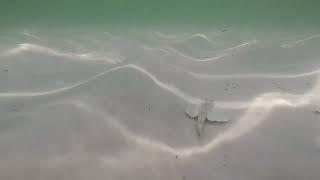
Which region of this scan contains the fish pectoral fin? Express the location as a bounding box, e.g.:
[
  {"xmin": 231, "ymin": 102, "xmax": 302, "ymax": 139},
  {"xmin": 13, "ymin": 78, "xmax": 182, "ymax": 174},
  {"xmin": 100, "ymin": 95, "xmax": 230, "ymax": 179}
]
[
  {"xmin": 206, "ymin": 110, "xmax": 230, "ymax": 122},
  {"xmin": 185, "ymin": 103, "xmax": 200, "ymax": 118}
]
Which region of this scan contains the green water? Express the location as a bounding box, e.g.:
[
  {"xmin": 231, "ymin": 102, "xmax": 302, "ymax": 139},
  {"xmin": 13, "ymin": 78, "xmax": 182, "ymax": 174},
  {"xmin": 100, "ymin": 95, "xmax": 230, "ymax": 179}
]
[{"xmin": 0, "ymin": 0, "xmax": 319, "ymax": 29}]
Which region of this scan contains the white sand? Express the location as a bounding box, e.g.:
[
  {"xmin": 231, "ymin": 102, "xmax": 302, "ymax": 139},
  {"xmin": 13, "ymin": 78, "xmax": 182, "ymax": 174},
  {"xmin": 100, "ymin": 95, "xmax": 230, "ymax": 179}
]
[{"xmin": 0, "ymin": 28, "xmax": 320, "ymax": 179}]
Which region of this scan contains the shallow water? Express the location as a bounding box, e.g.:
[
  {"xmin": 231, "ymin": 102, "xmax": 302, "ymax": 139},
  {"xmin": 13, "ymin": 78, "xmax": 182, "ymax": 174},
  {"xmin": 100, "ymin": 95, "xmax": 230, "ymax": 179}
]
[
  {"xmin": 0, "ymin": 28, "xmax": 320, "ymax": 179},
  {"xmin": 1, "ymin": 0, "xmax": 320, "ymax": 178}
]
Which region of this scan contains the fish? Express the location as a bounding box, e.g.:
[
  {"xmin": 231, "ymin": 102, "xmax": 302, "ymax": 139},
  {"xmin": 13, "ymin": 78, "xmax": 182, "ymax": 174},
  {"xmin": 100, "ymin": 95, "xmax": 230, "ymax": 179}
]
[{"xmin": 186, "ymin": 98, "xmax": 229, "ymax": 136}]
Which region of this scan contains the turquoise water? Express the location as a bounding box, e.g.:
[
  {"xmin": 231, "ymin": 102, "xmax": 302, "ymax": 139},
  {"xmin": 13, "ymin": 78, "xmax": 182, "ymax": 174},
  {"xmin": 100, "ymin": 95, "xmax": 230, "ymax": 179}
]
[
  {"xmin": 1, "ymin": 0, "xmax": 320, "ymax": 29},
  {"xmin": 1, "ymin": 1, "xmax": 320, "ymax": 179}
]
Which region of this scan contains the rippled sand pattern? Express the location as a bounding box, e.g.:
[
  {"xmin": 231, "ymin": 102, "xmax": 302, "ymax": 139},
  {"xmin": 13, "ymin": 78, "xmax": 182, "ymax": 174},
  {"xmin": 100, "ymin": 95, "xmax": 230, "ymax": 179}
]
[{"xmin": 1, "ymin": 29, "xmax": 320, "ymax": 179}]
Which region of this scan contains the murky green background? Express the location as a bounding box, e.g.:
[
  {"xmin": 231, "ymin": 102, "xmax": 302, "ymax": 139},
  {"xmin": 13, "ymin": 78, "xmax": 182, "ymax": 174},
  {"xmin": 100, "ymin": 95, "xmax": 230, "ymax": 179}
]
[{"xmin": 0, "ymin": 0, "xmax": 319, "ymax": 29}]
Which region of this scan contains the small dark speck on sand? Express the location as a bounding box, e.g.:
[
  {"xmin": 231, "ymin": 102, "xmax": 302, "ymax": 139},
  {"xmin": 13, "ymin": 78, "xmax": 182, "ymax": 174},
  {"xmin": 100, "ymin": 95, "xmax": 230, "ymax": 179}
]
[
  {"xmin": 11, "ymin": 105, "xmax": 21, "ymax": 112},
  {"xmin": 175, "ymin": 155, "xmax": 178, "ymax": 158},
  {"xmin": 314, "ymin": 110, "xmax": 320, "ymax": 114},
  {"xmin": 222, "ymin": 29, "xmax": 228, "ymax": 32},
  {"xmin": 2, "ymin": 69, "xmax": 8, "ymax": 72},
  {"xmin": 148, "ymin": 106, "xmax": 151, "ymax": 111}
]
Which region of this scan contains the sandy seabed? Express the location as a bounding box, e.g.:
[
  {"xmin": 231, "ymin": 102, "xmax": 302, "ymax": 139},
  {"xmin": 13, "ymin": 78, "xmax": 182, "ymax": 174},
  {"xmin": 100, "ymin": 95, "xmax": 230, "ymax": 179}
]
[{"xmin": 0, "ymin": 28, "xmax": 320, "ymax": 179}]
